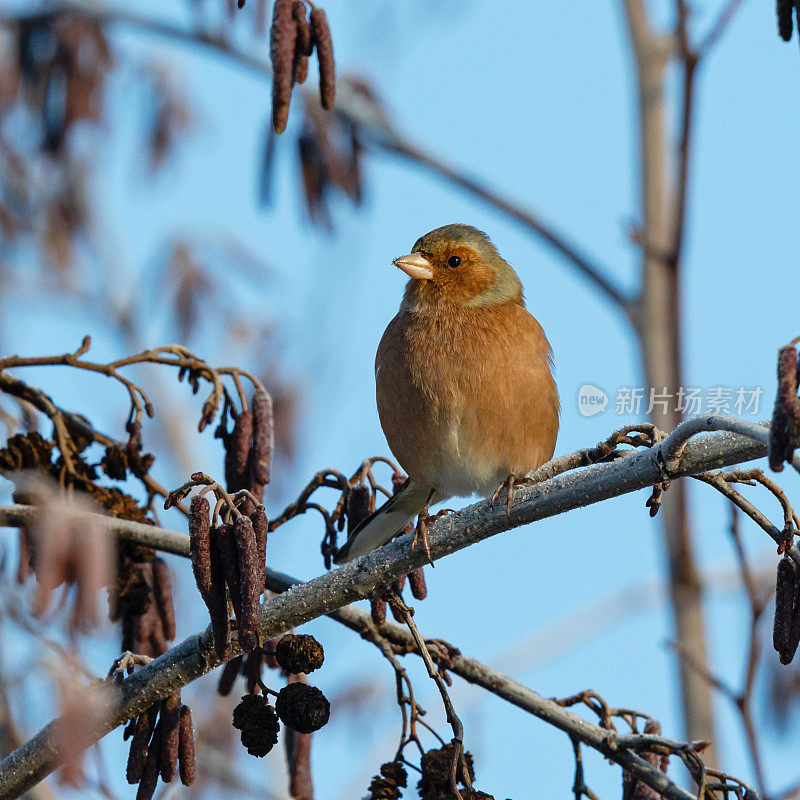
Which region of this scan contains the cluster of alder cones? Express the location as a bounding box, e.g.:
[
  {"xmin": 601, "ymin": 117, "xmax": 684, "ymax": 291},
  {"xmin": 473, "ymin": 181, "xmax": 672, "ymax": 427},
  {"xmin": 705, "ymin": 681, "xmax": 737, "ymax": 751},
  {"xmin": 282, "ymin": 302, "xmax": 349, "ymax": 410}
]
[{"xmin": 231, "ymin": 634, "xmax": 331, "ymax": 757}]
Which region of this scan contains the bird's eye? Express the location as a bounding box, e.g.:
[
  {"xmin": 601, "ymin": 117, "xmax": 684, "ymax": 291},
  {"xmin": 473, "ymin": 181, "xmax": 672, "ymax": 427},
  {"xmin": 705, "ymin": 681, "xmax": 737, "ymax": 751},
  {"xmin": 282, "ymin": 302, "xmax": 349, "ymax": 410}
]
[{"xmin": 447, "ymin": 255, "xmax": 462, "ymax": 268}]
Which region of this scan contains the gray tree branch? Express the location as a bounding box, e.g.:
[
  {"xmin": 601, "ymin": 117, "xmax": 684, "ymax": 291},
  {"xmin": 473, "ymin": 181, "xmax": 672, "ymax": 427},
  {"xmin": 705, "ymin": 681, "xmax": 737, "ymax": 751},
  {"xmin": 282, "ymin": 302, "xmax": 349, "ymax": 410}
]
[{"xmin": 0, "ymin": 414, "xmax": 787, "ymax": 800}]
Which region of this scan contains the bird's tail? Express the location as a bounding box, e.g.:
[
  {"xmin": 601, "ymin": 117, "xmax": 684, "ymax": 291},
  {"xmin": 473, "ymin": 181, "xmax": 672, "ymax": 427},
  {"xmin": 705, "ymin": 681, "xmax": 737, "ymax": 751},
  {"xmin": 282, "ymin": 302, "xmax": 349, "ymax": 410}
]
[{"xmin": 333, "ymin": 479, "xmax": 436, "ymax": 564}]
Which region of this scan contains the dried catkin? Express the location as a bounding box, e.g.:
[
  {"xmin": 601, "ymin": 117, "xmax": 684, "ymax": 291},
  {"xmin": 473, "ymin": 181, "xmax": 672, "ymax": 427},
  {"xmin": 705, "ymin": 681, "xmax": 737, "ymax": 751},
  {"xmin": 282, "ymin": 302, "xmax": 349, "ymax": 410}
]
[
  {"xmin": 271, "ymin": 0, "xmax": 298, "ymax": 133},
  {"xmin": 251, "ymin": 505, "xmax": 268, "ymax": 592},
  {"xmin": 135, "ymin": 737, "xmax": 160, "ymax": 800},
  {"xmin": 234, "ymin": 514, "xmax": 260, "ymax": 652},
  {"xmin": 126, "ymin": 707, "xmax": 158, "ymax": 784},
  {"xmin": 225, "ymin": 410, "xmax": 254, "ymax": 491},
  {"xmin": 189, "ymin": 496, "xmax": 213, "ymax": 598},
  {"xmin": 774, "ymin": 555, "xmax": 798, "ymax": 663},
  {"xmin": 208, "ymin": 525, "xmax": 232, "ymax": 658},
  {"xmin": 194, "ymin": 500, "xmax": 230, "ymax": 658},
  {"xmin": 769, "ymin": 345, "xmax": 800, "ymax": 471},
  {"xmin": 251, "ymin": 387, "xmax": 274, "ymax": 486},
  {"xmin": 158, "ymin": 692, "xmax": 181, "ymax": 782},
  {"xmin": 370, "ymin": 597, "xmax": 386, "ymax": 626},
  {"xmin": 178, "ymin": 705, "xmax": 196, "ymax": 786},
  {"xmin": 152, "ymin": 557, "xmax": 176, "ymax": 641},
  {"xmin": 408, "ymin": 567, "xmax": 427, "ymax": 600},
  {"xmin": 310, "ymin": 6, "xmax": 335, "ymax": 110},
  {"xmin": 216, "ymin": 523, "xmax": 244, "ymax": 625}
]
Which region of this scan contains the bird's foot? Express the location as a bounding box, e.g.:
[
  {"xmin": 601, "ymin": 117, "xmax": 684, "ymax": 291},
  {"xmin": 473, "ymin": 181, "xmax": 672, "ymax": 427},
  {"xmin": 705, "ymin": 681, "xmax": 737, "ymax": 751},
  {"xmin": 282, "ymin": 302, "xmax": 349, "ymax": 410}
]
[
  {"xmin": 412, "ymin": 515, "xmax": 433, "ymax": 564},
  {"xmin": 411, "ymin": 509, "xmax": 453, "ymax": 566},
  {"xmin": 491, "ymin": 473, "xmax": 532, "ymax": 516}
]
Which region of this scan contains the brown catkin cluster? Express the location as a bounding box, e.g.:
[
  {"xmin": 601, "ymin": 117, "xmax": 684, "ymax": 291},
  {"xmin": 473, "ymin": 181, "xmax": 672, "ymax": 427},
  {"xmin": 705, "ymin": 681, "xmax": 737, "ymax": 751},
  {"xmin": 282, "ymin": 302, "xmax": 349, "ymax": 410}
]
[
  {"xmin": 218, "ymin": 387, "xmax": 273, "ymax": 506},
  {"xmin": 270, "ymin": 0, "xmax": 335, "ymax": 134},
  {"xmin": 124, "ymin": 693, "xmax": 195, "ymax": 799},
  {"xmin": 275, "ymin": 681, "xmax": 330, "ymax": 734},
  {"xmin": 773, "ymin": 554, "xmax": 800, "ymax": 664},
  {"xmin": 113, "ymin": 549, "xmax": 176, "ymax": 658},
  {"xmin": 417, "ymin": 744, "xmax": 475, "ymax": 800},
  {"xmin": 275, "ymin": 633, "xmax": 325, "ymax": 674},
  {"xmin": 366, "ymin": 761, "xmax": 407, "ymax": 800},
  {"xmin": 189, "ymin": 495, "xmax": 268, "ymax": 656},
  {"xmin": 768, "ymin": 343, "xmax": 800, "ymax": 472}
]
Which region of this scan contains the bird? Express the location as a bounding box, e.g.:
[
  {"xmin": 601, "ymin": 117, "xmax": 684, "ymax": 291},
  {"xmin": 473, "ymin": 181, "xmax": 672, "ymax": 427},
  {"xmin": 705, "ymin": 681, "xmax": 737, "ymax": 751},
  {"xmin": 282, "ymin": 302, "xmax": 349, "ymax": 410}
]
[{"xmin": 333, "ymin": 224, "xmax": 559, "ymax": 564}]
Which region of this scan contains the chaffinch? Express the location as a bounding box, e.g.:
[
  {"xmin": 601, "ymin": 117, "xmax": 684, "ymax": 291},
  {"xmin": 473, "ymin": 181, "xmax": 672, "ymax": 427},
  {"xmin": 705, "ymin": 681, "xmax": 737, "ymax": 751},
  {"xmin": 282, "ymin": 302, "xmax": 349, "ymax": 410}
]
[{"xmin": 334, "ymin": 224, "xmax": 559, "ymax": 563}]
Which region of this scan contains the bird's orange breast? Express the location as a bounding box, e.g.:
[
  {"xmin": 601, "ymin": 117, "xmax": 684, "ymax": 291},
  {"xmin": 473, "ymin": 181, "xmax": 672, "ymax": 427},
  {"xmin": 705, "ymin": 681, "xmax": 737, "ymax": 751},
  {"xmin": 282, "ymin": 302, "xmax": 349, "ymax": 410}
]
[{"xmin": 375, "ymin": 299, "xmax": 559, "ymax": 497}]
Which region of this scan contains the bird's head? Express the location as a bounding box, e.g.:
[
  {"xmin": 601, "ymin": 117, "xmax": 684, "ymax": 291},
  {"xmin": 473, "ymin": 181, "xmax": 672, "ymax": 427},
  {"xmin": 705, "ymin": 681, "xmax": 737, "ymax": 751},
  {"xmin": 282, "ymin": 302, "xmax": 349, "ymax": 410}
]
[{"xmin": 394, "ymin": 224, "xmax": 523, "ymax": 308}]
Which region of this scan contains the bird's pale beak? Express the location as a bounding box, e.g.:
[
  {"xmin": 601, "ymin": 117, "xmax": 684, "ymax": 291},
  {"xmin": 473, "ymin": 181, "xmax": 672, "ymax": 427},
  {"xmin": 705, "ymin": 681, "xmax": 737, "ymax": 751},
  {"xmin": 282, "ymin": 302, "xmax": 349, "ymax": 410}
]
[{"xmin": 393, "ymin": 252, "xmax": 433, "ymax": 280}]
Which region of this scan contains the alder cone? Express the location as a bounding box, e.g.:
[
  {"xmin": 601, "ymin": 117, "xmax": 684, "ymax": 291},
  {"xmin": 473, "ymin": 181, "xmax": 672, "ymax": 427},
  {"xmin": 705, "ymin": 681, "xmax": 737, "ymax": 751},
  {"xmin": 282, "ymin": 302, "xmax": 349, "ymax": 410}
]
[
  {"xmin": 275, "ymin": 633, "xmax": 324, "ymax": 674},
  {"xmin": 275, "ymin": 682, "xmax": 330, "ymax": 733}
]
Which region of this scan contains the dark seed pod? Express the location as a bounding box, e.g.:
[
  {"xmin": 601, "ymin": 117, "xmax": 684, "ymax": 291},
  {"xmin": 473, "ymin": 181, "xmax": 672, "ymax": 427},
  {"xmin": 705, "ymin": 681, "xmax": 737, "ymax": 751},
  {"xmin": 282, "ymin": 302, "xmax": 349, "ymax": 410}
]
[
  {"xmin": 408, "ymin": 567, "xmax": 427, "ymax": 600},
  {"xmin": 370, "ymin": 597, "xmax": 386, "ymax": 626},
  {"xmin": 225, "ymin": 410, "xmax": 254, "ymax": 492},
  {"xmin": 158, "ymin": 692, "xmax": 181, "ymax": 782},
  {"xmin": 178, "ymin": 705, "xmax": 195, "ymax": 786},
  {"xmin": 126, "ymin": 707, "xmax": 158, "ymax": 784},
  {"xmin": 251, "ymin": 505, "xmax": 268, "ymax": 593},
  {"xmin": 769, "ymin": 345, "xmax": 800, "ymax": 472},
  {"xmin": 152, "ymin": 557, "xmax": 176, "ymax": 641},
  {"xmin": 347, "ymin": 484, "xmax": 372, "ymax": 533},
  {"xmin": 310, "ymin": 6, "xmax": 335, "ymax": 110},
  {"xmin": 208, "ymin": 526, "xmax": 232, "ymax": 659},
  {"xmin": 135, "ymin": 735, "xmax": 160, "ymax": 800},
  {"xmin": 774, "ymin": 555, "xmax": 798, "ymax": 661},
  {"xmin": 418, "ymin": 743, "xmax": 474, "ymax": 792},
  {"xmin": 233, "ymin": 695, "xmax": 281, "ymax": 757},
  {"xmin": 251, "ymin": 387, "xmax": 274, "ymax": 486},
  {"xmin": 234, "ymin": 515, "xmax": 260, "ymax": 652},
  {"xmin": 778, "ymin": 0, "xmax": 794, "ymax": 40},
  {"xmin": 275, "ymin": 682, "xmax": 330, "ymax": 733},
  {"xmin": 367, "ymin": 760, "xmax": 407, "ymax": 799},
  {"xmin": 275, "ymin": 633, "xmax": 324, "ymax": 674},
  {"xmin": 218, "ymin": 655, "xmax": 243, "ymax": 696},
  {"xmin": 270, "ymin": 0, "xmax": 298, "ymax": 133}
]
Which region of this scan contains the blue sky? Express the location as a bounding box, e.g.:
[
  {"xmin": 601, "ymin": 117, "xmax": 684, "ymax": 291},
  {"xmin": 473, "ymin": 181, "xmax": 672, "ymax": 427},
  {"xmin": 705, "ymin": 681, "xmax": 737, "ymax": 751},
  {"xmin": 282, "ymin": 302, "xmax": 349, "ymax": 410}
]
[{"xmin": 3, "ymin": 1, "xmax": 800, "ymax": 798}]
